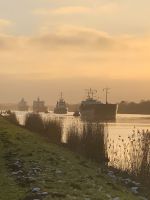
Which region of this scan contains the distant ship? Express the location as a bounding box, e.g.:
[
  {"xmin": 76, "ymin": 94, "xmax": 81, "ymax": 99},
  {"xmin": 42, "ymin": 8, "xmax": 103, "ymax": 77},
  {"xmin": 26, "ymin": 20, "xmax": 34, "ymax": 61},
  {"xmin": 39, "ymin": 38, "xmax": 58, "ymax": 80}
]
[
  {"xmin": 54, "ymin": 93, "xmax": 68, "ymax": 114},
  {"xmin": 79, "ymin": 88, "xmax": 118, "ymax": 121},
  {"xmin": 33, "ymin": 97, "xmax": 48, "ymax": 113},
  {"xmin": 18, "ymin": 98, "xmax": 28, "ymax": 111}
]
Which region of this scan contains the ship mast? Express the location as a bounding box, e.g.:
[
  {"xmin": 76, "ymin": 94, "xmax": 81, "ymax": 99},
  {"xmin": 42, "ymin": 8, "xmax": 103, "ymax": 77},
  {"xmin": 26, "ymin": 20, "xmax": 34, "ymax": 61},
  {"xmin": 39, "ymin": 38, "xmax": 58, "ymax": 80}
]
[
  {"xmin": 85, "ymin": 88, "xmax": 97, "ymax": 99},
  {"xmin": 103, "ymin": 88, "xmax": 110, "ymax": 104},
  {"xmin": 60, "ymin": 92, "xmax": 63, "ymax": 99}
]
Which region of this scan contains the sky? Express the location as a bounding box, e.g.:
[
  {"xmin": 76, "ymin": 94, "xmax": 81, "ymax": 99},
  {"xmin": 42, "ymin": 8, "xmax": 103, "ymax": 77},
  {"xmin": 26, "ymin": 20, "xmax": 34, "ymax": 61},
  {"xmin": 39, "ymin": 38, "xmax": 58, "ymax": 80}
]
[{"xmin": 0, "ymin": 0, "xmax": 150, "ymax": 104}]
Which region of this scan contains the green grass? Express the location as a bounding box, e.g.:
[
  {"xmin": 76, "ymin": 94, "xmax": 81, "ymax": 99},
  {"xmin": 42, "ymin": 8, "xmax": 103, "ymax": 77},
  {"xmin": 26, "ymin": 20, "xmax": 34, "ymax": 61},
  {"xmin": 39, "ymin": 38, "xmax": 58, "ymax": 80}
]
[{"xmin": 0, "ymin": 116, "xmax": 142, "ymax": 200}]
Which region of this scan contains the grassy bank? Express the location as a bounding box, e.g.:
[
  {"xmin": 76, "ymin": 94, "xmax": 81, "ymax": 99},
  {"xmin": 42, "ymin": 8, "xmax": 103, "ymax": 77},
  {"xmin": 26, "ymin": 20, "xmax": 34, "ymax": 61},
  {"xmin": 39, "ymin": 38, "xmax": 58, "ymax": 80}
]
[{"xmin": 0, "ymin": 116, "xmax": 143, "ymax": 200}]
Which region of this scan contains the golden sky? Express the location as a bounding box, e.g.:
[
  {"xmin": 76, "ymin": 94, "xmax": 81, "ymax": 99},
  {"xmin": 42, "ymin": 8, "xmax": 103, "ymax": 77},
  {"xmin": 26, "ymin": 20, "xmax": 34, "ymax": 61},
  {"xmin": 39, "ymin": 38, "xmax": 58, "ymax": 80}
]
[{"xmin": 0, "ymin": 0, "xmax": 150, "ymax": 103}]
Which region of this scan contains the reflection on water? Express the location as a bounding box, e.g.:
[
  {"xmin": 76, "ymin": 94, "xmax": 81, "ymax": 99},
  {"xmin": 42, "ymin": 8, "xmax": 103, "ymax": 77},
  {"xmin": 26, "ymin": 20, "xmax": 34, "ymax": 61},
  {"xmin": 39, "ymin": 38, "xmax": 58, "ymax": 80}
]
[{"xmin": 15, "ymin": 111, "xmax": 150, "ymax": 141}]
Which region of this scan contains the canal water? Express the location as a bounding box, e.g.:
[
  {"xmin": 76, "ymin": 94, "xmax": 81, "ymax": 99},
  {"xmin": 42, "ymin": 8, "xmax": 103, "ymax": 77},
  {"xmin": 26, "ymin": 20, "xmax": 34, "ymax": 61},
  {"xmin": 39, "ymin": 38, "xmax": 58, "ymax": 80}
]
[
  {"xmin": 15, "ymin": 111, "xmax": 150, "ymax": 141},
  {"xmin": 15, "ymin": 111, "xmax": 150, "ymax": 170}
]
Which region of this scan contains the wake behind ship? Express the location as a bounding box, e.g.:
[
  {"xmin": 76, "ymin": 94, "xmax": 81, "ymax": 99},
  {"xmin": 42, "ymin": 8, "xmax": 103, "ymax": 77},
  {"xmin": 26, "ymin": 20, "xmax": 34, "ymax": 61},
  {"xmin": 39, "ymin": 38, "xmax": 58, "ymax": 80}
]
[{"xmin": 79, "ymin": 89, "xmax": 118, "ymax": 121}]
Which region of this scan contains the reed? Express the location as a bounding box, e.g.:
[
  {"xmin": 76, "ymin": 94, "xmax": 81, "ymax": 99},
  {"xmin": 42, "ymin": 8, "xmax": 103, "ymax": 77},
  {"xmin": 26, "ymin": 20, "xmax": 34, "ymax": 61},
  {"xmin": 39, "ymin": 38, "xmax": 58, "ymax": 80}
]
[
  {"xmin": 24, "ymin": 113, "xmax": 62, "ymax": 144},
  {"xmin": 66, "ymin": 125, "xmax": 81, "ymax": 152},
  {"xmin": 108, "ymin": 130, "xmax": 150, "ymax": 185},
  {"xmin": 81, "ymin": 123, "xmax": 108, "ymax": 163},
  {"xmin": 24, "ymin": 113, "xmax": 44, "ymax": 133},
  {"xmin": 44, "ymin": 119, "xmax": 62, "ymax": 144},
  {"xmin": 66, "ymin": 123, "xmax": 108, "ymax": 164},
  {"xmin": 5, "ymin": 112, "xmax": 19, "ymax": 125}
]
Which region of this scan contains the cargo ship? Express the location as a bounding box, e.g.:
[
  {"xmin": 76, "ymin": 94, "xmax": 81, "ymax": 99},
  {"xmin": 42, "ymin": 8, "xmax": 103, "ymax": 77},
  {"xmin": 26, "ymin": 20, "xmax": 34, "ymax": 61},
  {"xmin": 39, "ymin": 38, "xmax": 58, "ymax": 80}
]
[
  {"xmin": 54, "ymin": 93, "xmax": 68, "ymax": 114},
  {"xmin": 79, "ymin": 88, "xmax": 118, "ymax": 121},
  {"xmin": 18, "ymin": 98, "xmax": 28, "ymax": 111},
  {"xmin": 33, "ymin": 97, "xmax": 48, "ymax": 113}
]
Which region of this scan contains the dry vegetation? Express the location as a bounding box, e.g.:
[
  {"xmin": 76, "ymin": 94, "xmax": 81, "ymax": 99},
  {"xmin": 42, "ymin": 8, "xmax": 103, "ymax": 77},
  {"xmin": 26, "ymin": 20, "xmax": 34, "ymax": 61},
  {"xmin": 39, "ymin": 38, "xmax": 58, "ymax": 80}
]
[{"xmin": 108, "ymin": 130, "xmax": 150, "ymax": 186}]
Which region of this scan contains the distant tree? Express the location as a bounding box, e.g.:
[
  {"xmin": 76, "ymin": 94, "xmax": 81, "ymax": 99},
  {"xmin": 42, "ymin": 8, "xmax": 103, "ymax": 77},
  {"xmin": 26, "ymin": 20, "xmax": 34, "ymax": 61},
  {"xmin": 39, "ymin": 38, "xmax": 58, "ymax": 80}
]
[{"xmin": 118, "ymin": 100, "xmax": 150, "ymax": 114}]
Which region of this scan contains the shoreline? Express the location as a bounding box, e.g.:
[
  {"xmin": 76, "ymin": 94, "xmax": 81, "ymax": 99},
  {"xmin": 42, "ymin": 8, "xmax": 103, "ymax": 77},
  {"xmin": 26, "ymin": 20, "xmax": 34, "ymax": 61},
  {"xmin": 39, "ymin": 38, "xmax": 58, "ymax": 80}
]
[{"xmin": 0, "ymin": 116, "xmax": 148, "ymax": 200}]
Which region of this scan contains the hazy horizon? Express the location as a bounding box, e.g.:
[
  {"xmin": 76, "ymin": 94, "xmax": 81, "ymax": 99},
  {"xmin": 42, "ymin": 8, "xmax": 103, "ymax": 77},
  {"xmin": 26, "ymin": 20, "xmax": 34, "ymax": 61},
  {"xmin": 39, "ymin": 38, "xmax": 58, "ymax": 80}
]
[
  {"xmin": 0, "ymin": 0, "xmax": 150, "ymax": 103},
  {"xmin": 0, "ymin": 76, "xmax": 150, "ymax": 105}
]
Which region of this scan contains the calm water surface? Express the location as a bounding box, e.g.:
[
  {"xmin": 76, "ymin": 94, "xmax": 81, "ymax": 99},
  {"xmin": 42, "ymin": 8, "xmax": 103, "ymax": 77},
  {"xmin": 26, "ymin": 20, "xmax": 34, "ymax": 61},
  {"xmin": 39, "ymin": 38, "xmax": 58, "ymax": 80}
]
[
  {"xmin": 15, "ymin": 111, "xmax": 150, "ymax": 169},
  {"xmin": 15, "ymin": 111, "xmax": 150, "ymax": 141}
]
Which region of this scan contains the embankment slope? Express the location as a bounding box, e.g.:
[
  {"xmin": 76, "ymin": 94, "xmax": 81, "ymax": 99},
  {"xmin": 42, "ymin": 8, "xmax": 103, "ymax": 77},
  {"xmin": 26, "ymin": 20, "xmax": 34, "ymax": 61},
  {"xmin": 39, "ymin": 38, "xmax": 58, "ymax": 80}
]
[{"xmin": 0, "ymin": 116, "xmax": 141, "ymax": 200}]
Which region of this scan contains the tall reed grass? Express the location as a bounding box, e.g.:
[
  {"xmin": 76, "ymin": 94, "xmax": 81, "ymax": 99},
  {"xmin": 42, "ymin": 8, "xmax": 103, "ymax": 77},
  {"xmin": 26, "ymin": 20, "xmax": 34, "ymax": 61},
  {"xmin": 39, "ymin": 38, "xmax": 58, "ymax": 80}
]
[
  {"xmin": 44, "ymin": 119, "xmax": 62, "ymax": 144},
  {"xmin": 5, "ymin": 112, "xmax": 19, "ymax": 125},
  {"xmin": 24, "ymin": 113, "xmax": 62, "ymax": 144},
  {"xmin": 66, "ymin": 125, "xmax": 81, "ymax": 152},
  {"xmin": 25, "ymin": 113, "xmax": 44, "ymax": 133},
  {"xmin": 66, "ymin": 123, "xmax": 108, "ymax": 164},
  {"xmin": 108, "ymin": 130, "xmax": 150, "ymax": 185}
]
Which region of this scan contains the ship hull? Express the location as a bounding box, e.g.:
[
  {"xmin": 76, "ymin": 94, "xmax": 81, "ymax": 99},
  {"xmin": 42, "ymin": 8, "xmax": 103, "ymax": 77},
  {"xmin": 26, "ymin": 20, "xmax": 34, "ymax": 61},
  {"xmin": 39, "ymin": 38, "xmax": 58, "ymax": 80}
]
[
  {"xmin": 33, "ymin": 108, "xmax": 48, "ymax": 113},
  {"xmin": 54, "ymin": 108, "xmax": 67, "ymax": 114},
  {"xmin": 18, "ymin": 107, "xmax": 28, "ymax": 111},
  {"xmin": 80, "ymin": 104, "xmax": 118, "ymax": 121}
]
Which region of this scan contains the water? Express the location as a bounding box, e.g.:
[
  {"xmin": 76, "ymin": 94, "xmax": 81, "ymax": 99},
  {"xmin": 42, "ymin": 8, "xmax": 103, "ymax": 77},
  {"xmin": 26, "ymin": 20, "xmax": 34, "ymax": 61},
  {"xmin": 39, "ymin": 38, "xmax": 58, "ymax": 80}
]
[
  {"xmin": 15, "ymin": 111, "xmax": 150, "ymax": 170},
  {"xmin": 15, "ymin": 111, "xmax": 150, "ymax": 140}
]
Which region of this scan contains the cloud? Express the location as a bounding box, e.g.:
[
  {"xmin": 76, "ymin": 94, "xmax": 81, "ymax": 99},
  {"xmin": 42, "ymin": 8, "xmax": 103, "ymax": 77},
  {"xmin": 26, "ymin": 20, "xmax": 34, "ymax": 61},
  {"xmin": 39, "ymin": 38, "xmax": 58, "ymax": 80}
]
[
  {"xmin": 29, "ymin": 25, "xmax": 149, "ymax": 52},
  {"xmin": 28, "ymin": 25, "xmax": 114, "ymax": 51},
  {"xmin": 0, "ymin": 25, "xmax": 149, "ymax": 53},
  {"xmin": 33, "ymin": 2, "xmax": 120, "ymax": 16},
  {"xmin": 96, "ymin": 2, "xmax": 120, "ymax": 14},
  {"xmin": 0, "ymin": 34, "xmax": 20, "ymax": 50},
  {"xmin": 0, "ymin": 19, "xmax": 12, "ymax": 27},
  {"xmin": 34, "ymin": 6, "xmax": 91, "ymax": 15},
  {"xmin": 0, "ymin": 25, "xmax": 150, "ymax": 82},
  {"xmin": 0, "ymin": 19, "xmax": 13, "ymax": 32}
]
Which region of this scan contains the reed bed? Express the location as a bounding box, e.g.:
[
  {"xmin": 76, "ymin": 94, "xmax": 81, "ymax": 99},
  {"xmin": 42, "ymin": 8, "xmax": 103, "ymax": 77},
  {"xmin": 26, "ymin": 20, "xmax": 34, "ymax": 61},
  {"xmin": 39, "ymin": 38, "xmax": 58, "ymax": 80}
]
[
  {"xmin": 24, "ymin": 113, "xmax": 62, "ymax": 144},
  {"xmin": 4, "ymin": 112, "xmax": 19, "ymax": 125},
  {"xmin": 44, "ymin": 119, "xmax": 62, "ymax": 144},
  {"xmin": 25, "ymin": 113, "xmax": 44, "ymax": 133},
  {"xmin": 66, "ymin": 123, "xmax": 108, "ymax": 164},
  {"xmin": 7, "ymin": 112, "xmax": 150, "ymax": 186},
  {"xmin": 108, "ymin": 130, "xmax": 150, "ymax": 185}
]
